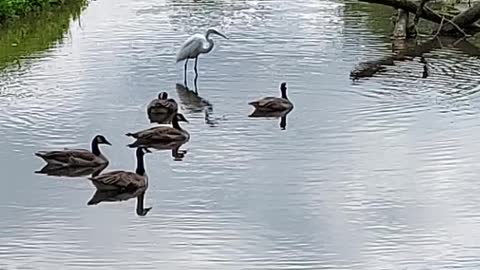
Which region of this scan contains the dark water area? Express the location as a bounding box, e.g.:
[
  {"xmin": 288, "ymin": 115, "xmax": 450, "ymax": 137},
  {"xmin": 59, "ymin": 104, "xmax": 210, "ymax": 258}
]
[{"xmin": 2, "ymin": 0, "xmax": 480, "ymax": 269}]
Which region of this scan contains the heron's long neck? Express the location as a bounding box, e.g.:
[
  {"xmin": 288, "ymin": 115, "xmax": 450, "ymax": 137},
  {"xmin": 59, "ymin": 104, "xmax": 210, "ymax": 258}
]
[
  {"xmin": 91, "ymin": 140, "xmax": 101, "ymax": 156},
  {"xmin": 201, "ymin": 34, "xmax": 215, "ymax": 54}
]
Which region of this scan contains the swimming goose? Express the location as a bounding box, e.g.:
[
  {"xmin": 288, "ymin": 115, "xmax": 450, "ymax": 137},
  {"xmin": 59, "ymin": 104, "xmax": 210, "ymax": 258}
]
[
  {"xmin": 35, "ymin": 135, "xmax": 111, "ymax": 167},
  {"xmin": 248, "ymin": 82, "xmax": 293, "ymax": 113},
  {"xmin": 147, "ymin": 92, "xmax": 178, "ymax": 124},
  {"xmin": 126, "ymin": 113, "xmax": 190, "ymax": 148},
  {"xmin": 89, "ymin": 147, "xmax": 151, "ymax": 192}
]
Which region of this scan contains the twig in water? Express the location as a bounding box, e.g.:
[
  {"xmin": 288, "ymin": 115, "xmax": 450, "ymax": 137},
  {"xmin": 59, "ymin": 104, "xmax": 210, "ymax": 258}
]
[
  {"xmin": 434, "ymin": 16, "xmax": 445, "ymax": 38},
  {"xmin": 426, "ymin": 6, "xmax": 470, "ymax": 37}
]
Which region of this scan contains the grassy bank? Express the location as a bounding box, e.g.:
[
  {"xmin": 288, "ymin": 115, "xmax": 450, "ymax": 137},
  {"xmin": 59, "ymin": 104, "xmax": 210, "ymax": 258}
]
[
  {"xmin": 0, "ymin": 0, "xmax": 86, "ymax": 68},
  {"xmin": 0, "ymin": 0, "xmax": 83, "ymax": 26}
]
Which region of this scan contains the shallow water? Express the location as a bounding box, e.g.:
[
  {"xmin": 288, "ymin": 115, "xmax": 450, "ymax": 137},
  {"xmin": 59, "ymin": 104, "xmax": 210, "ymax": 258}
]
[{"xmin": 2, "ymin": 0, "xmax": 480, "ymax": 269}]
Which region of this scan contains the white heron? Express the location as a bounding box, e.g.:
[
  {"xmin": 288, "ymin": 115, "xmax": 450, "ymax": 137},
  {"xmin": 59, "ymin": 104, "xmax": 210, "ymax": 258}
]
[{"xmin": 176, "ymin": 28, "xmax": 228, "ymax": 87}]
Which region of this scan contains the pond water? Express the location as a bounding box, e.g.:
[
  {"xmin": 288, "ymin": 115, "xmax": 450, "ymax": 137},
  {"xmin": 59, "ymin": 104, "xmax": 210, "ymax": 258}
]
[{"xmin": 2, "ymin": 0, "xmax": 480, "ymax": 269}]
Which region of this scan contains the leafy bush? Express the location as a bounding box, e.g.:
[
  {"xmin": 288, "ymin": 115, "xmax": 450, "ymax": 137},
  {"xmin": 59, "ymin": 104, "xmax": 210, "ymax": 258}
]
[{"xmin": 0, "ymin": 0, "xmax": 72, "ymax": 24}]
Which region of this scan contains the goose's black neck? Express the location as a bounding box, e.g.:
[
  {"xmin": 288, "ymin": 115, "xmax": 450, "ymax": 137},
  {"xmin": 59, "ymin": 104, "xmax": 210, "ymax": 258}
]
[
  {"xmin": 135, "ymin": 150, "xmax": 146, "ymax": 176},
  {"xmin": 281, "ymin": 87, "xmax": 288, "ymax": 99},
  {"xmin": 172, "ymin": 116, "xmax": 182, "ymax": 130},
  {"xmin": 91, "ymin": 139, "xmax": 101, "ymax": 156}
]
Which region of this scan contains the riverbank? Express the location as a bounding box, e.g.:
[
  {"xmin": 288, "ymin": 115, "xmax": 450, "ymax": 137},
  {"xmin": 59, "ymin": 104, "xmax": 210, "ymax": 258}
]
[
  {"xmin": 0, "ymin": 0, "xmax": 85, "ymax": 26},
  {"xmin": 0, "ymin": 0, "xmax": 86, "ymax": 68}
]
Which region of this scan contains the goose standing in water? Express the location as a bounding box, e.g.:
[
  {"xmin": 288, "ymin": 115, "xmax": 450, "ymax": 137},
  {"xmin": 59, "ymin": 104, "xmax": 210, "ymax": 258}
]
[
  {"xmin": 248, "ymin": 82, "xmax": 293, "ymax": 113},
  {"xmin": 147, "ymin": 92, "xmax": 178, "ymax": 124},
  {"xmin": 35, "ymin": 135, "xmax": 111, "ymax": 167},
  {"xmin": 126, "ymin": 113, "xmax": 190, "ymax": 147}
]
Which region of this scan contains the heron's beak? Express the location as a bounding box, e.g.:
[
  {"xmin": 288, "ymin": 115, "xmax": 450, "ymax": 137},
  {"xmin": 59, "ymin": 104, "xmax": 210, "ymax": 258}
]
[{"xmin": 215, "ymin": 31, "xmax": 228, "ymax": 40}]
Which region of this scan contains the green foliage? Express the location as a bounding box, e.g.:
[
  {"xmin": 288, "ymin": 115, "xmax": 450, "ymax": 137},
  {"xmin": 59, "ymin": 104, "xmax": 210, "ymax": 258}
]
[
  {"xmin": 0, "ymin": 0, "xmax": 78, "ymax": 25},
  {"xmin": 0, "ymin": 0, "xmax": 86, "ymax": 68}
]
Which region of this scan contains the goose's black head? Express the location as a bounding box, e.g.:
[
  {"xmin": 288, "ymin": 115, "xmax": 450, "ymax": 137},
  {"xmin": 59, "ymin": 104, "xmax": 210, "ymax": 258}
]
[
  {"xmin": 94, "ymin": 135, "xmax": 112, "ymax": 145},
  {"xmin": 158, "ymin": 92, "xmax": 168, "ymax": 100},
  {"xmin": 280, "ymin": 82, "xmax": 287, "ymax": 98}
]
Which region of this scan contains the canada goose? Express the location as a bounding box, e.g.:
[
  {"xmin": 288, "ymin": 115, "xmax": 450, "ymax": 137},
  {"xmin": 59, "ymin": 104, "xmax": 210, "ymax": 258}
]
[
  {"xmin": 35, "ymin": 135, "xmax": 111, "ymax": 167},
  {"xmin": 126, "ymin": 113, "xmax": 190, "ymax": 148},
  {"xmin": 147, "ymin": 92, "xmax": 178, "ymax": 124},
  {"xmin": 249, "ymin": 82, "xmax": 293, "ymax": 113},
  {"xmin": 89, "ymin": 147, "xmax": 151, "ymax": 192}
]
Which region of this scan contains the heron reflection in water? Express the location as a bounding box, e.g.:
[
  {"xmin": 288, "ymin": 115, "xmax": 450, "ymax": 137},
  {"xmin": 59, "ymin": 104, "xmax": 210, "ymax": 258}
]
[{"xmin": 176, "ymin": 83, "xmax": 225, "ymax": 127}]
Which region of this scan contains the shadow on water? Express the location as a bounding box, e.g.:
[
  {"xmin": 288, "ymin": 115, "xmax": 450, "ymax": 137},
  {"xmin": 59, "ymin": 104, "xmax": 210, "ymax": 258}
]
[
  {"xmin": 0, "ymin": 0, "xmax": 87, "ymax": 69},
  {"xmin": 35, "ymin": 163, "xmax": 108, "ymax": 178},
  {"xmin": 88, "ymin": 187, "xmax": 151, "ymax": 217}
]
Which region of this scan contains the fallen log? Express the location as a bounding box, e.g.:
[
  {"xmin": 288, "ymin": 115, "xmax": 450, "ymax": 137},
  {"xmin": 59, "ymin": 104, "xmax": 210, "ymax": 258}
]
[
  {"xmin": 358, "ymin": 0, "xmax": 480, "ymax": 34},
  {"xmin": 442, "ymin": 2, "xmax": 480, "ymax": 33}
]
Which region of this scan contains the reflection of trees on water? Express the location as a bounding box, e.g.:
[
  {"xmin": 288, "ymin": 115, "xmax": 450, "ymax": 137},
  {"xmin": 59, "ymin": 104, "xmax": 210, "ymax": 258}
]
[{"xmin": 165, "ymin": 0, "xmax": 269, "ymax": 34}]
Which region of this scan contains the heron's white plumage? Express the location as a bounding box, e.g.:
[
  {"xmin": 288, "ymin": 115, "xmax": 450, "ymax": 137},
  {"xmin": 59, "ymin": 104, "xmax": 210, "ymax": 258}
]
[{"xmin": 176, "ymin": 34, "xmax": 209, "ymax": 62}]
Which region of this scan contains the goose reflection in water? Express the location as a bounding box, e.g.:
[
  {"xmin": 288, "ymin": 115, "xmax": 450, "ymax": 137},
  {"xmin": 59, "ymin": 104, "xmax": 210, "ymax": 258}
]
[
  {"xmin": 88, "ymin": 189, "xmax": 151, "ymax": 216},
  {"xmin": 249, "ymin": 109, "xmax": 292, "ymax": 130},
  {"xmin": 35, "ymin": 163, "xmax": 108, "ymax": 178},
  {"xmin": 145, "ymin": 140, "xmax": 188, "ymax": 161},
  {"xmin": 176, "ymin": 83, "xmax": 224, "ymax": 127}
]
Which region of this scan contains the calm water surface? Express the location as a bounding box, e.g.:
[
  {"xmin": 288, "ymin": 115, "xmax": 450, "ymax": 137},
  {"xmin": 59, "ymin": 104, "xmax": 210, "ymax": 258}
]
[{"xmin": 2, "ymin": 0, "xmax": 480, "ymax": 269}]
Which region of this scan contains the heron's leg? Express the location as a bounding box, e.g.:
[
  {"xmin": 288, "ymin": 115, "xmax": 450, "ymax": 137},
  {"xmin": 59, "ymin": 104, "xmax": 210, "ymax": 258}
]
[
  {"xmin": 194, "ymin": 57, "xmax": 199, "ymax": 75},
  {"xmin": 194, "ymin": 57, "xmax": 199, "ymax": 93},
  {"xmin": 194, "ymin": 74, "xmax": 198, "ymax": 94},
  {"xmin": 183, "ymin": 59, "xmax": 189, "ymax": 87}
]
